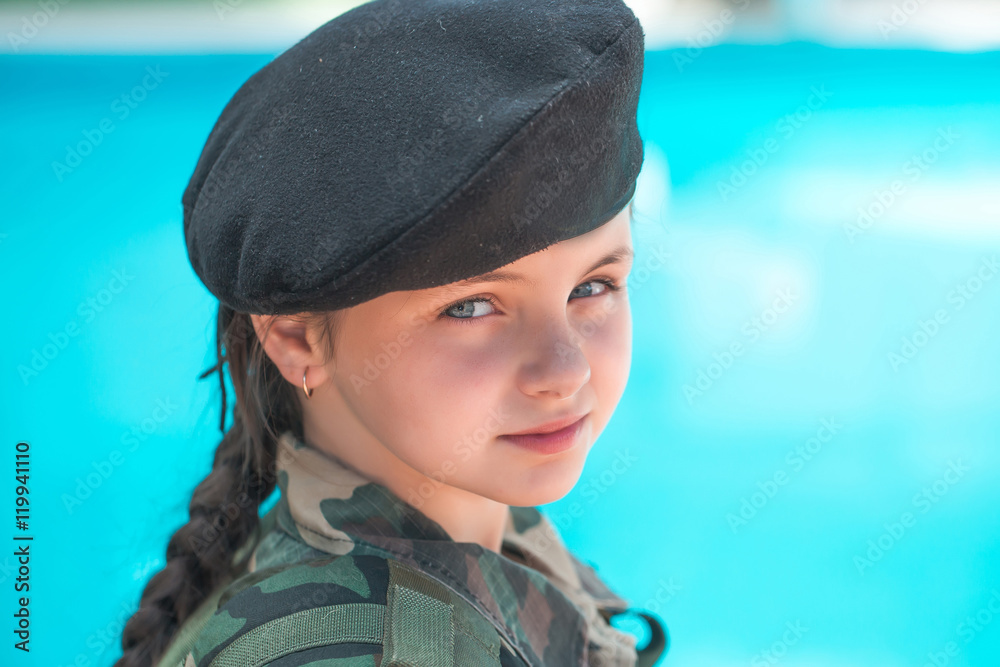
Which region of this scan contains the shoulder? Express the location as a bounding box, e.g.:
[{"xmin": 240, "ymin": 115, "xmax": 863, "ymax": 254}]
[
  {"xmin": 187, "ymin": 553, "xmax": 391, "ymax": 667},
  {"xmin": 183, "ymin": 552, "xmax": 513, "ymax": 667}
]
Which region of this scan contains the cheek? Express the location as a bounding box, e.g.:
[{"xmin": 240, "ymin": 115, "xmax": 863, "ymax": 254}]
[
  {"xmin": 340, "ymin": 325, "xmax": 510, "ymax": 453},
  {"xmin": 403, "ymin": 332, "xmax": 510, "ymax": 407},
  {"xmin": 580, "ymin": 300, "xmax": 632, "ymax": 407}
]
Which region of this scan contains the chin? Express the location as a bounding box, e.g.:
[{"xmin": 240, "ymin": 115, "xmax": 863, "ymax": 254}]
[{"xmin": 490, "ymin": 465, "xmax": 585, "ymax": 507}]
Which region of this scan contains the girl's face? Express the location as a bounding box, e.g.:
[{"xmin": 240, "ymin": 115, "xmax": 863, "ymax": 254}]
[{"xmin": 310, "ymin": 206, "xmax": 634, "ymax": 508}]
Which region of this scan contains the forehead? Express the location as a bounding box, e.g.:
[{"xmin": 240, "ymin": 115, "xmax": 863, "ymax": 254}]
[{"xmin": 415, "ymin": 209, "xmax": 634, "ymax": 299}]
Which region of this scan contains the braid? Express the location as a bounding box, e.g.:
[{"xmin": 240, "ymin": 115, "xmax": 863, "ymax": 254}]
[{"xmin": 113, "ymin": 303, "xmax": 330, "ymax": 667}]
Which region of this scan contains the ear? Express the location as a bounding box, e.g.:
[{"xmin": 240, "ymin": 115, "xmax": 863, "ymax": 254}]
[{"xmin": 250, "ymin": 314, "xmax": 332, "ymax": 394}]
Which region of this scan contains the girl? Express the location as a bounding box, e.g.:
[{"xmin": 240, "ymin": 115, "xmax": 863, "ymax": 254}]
[{"xmin": 117, "ymin": 0, "xmax": 667, "ymax": 665}]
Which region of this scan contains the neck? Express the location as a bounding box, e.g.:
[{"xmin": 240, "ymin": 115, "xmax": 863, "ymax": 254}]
[{"xmin": 301, "ymin": 408, "xmax": 511, "ymax": 554}]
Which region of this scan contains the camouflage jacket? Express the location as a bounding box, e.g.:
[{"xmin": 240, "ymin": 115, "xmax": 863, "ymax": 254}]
[{"xmin": 160, "ymin": 430, "xmax": 666, "ymax": 666}]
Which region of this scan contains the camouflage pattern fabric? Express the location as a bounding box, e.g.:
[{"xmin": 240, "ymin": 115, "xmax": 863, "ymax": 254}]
[{"xmin": 166, "ymin": 430, "xmax": 658, "ymax": 666}]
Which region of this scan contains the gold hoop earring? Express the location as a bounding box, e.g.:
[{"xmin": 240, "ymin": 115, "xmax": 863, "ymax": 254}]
[{"xmin": 302, "ymin": 369, "xmax": 313, "ymax": 399}]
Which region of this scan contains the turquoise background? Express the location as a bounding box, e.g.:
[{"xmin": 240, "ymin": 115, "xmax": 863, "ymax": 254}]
[{"xmin": 2, "ymin": 43, "xmax": 998, "ymax": 665}]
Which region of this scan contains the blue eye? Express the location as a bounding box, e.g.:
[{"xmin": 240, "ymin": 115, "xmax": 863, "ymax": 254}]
[
  {"xmin": 570, "ymin": 278, "xmax": 622, "ymax": 299},
  {"xmin": 439, "ymin": 278, "xmax": 623, "ymax": 324},
  {"xmin": 441, "ymin": 295, "xmax": 501, "ymax": 321}
]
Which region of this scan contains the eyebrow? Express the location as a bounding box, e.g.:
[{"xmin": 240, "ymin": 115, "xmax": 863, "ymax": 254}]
[{"xmin": 433, "ymin": 244, "xmax": 635, "ymax": 294}]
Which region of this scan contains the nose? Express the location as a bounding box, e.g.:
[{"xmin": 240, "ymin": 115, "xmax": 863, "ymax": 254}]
[{"xmin": 516, "ymin": 320, "xmax": 591, "ymax": 400}]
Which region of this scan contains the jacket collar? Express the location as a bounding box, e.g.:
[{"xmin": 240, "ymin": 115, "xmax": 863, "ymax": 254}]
[{"xmin": 271, "ymin": 429, "xmax": 639, "ymax": 666}]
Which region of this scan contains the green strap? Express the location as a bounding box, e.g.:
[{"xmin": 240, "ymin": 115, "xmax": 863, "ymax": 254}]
[
  {"xmin": 208, "ymin": 603, "xmax": 384, "ymax": 667},
  {"xmin": 203, "ymin": 555, "xmax": 502, "ymax": 667},
  {"xmin": 384, "ymin": 559, "xmax": 454, "ymax": 666},
  {"xmin": 384, "ymin": 558, "xmax": 501, "ymax": 667}
]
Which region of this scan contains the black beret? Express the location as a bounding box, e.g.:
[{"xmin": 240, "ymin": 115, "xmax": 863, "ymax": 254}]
[{"xmin": 182, "ymin": 0, "xmax": 645, "ymax": 315}]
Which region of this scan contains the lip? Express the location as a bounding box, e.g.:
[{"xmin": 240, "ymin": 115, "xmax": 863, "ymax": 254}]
[
  {"xmin": 499, "ymin": 414, "xmax": 588, "ymax": 455},
  {"xmin": 504, "ymin": 413, "xmax": 589, "ymax": 436}
]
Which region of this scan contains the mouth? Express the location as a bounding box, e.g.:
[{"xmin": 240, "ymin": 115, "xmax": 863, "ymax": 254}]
[{"xmin": 498, "ymin": 414, "xmax": 588, "ymax": 455}]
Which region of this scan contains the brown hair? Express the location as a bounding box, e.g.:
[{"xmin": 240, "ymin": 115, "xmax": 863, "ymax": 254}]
[{"xmin": 114, "ymin": 304, "xmax": 341, "ymax": 667}]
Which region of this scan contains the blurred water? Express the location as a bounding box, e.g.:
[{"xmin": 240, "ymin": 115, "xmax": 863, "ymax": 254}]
[
  {"xmin": 561, "ymin": 45, "xmax": 1000, "ymax": 667},
  {"xmin": 1, "ymin": 44, "xmax": 998, "ymax": 666}
]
